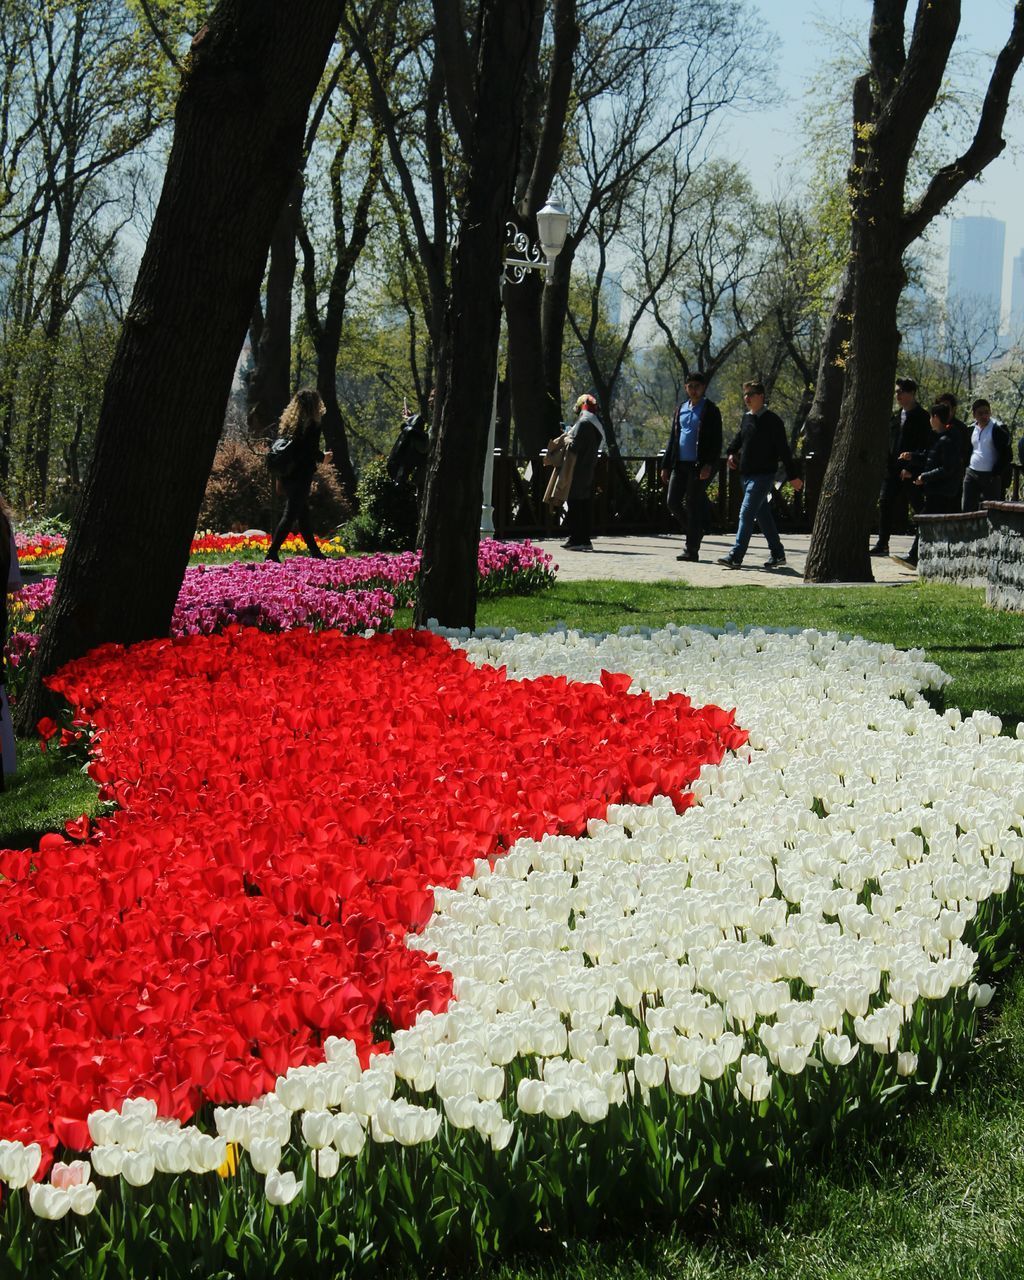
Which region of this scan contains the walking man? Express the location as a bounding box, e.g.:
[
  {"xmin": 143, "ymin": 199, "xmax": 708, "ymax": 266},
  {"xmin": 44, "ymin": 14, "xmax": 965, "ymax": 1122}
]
[
  {"xmin": 870, "ymin": 377, "xmax": 931, "ymax": 555},
  {"xmin": 717, "ymin": 381, "xmax": 802, "ymax": 570},
  {"xmin": 961, "ymin": 398, "xmax": 1012, "ymax": 511},
  {"xmin": 661, "ymin": 372, "xmax": 722, "ymax": 562}
]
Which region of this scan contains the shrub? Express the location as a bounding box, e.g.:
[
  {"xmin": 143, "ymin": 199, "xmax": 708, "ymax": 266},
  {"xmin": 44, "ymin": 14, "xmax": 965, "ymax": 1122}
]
[
  {"xmin": 199, "ymin": 439, "xmax": 351, "ymax": 535},
  {"xmin": 338, "ymin": 456, "xmax": 421, "ymax": 552}
]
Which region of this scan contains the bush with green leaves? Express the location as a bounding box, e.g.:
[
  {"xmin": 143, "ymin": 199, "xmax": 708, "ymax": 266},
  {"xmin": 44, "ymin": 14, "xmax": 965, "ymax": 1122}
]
[{"xmin": 338, "ymin": 457, "xmax": 421, "ymax": 552}]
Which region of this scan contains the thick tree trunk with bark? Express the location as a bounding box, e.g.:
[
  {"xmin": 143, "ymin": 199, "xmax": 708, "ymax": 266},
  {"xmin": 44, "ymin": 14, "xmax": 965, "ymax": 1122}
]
[
  {"xmin": 317, "ymin": 365, "xmax": 358, "ymax": 502},
  {"xmin": 414, "ymin": 0, "xmax": 541, "ymax": 629},
  {"xmin": 17, "ymin": 1, "xmax": 342, "ymax": 731},
  {"xmin": 504, "ymin": 267, "xmax": 562, "ymax": 452},
  {"xmin": 542, "ymin": 237, "xmax": 575, "ymax": 418},
  {"xmin": 805, "ymin": 244, "xmax": 905, "ymax": 582},
  {"xmin": 504, "ymin": 0, "xmax": 579, "ymax": 454},
  {"xmin": 801, "ymin": 259, "xmax": 853, "ymax": 458},
  {"xmin": 246, "ymin": 174, "xmax": 303, "ymax": 438}
]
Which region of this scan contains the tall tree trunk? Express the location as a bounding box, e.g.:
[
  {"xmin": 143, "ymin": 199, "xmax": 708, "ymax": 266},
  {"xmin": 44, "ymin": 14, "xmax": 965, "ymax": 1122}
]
[
  {"xmin": 316, "ymin": 362, "xmax": 358, "ymax": 502},
  {"xmin": 541, "ymin": 236, "xmax": 575, "ymax": 419},
  {"xmin": 504, "ymin": 268, "xmax": 561, "ymax": 453},
  {"xmin": 414, "ymin": 0, "xmax": 541, "ymax": 629},
  {"xmin": 17, "ymin": 1, "xmax": 342, "ymax": 731},
  {"xmin": 805, "ymin": 248, "xmax": 905, "ymax": 582},
  {"xmin": 246, "ymin": 173, "xmax": 303, "ymax": 438},
  {"xmin": 800, "ymin": 258, "xmax": 853, "ymax": 457}
]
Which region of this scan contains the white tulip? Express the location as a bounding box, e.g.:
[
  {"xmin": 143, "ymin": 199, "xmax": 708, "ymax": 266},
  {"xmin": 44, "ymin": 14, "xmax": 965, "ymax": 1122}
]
[
  {"xmin": 333, "ymin": 1114, "xmax": 367, "ymax": 1158},
  {"xmin": 68, "ymin": 1183, "xmax": 100, "ymax": 1216},
  {"xmin": 576, "ymin": 1088, "xmax": 611, "ymax": 1124},
  {"xmin": 633, "ymin": 1054, "xmax": 667, "ymax": 1089},
  {"xmin": 516, "ymin": 1079, "xmax": 546, "ymax": 1115},
  {"xmin": 821, "ymin": 1034, "xmax": 858, "ymax": 1067},
  {"xmin": 969, "ymin": 982, "xmax": 995, "ymax": 1008},
  {"xmin": 121, "ymin": 1151, "xmax": 156, "ymax": 1187},
  {"xmin": 301, "ymin": 1111, "xmax": 336, "ymax": 1149},
  {"xmin": 249, "ymin": 1138, "xmax": 283, "ymax": 1175},
  {"xmin": 313, "ymin": 1146, "xmax": 341, "ymax": 1178},
  {"xmin": 87, "ymin": 1110, "xmax": 120, "ymax": 1148},
  {"xmin": 490, "ymin": 1120, "xmax": 515, "ymax": 1151},
  {"xmin": 776, "ymin": 1045, "xmax": 809, "ymax": 1076},
  {"xmin": 541, "ymin": 1087, "xmax": 574, "ymax": 1120},
  {"xmin": 29, "ymin": 1184, "xmax": 72, "ymax": 1219},
  {"xmin": 668, "ymin": 1064, "xmax": 701, "ymax": 1096},
  {"xmin": 896, "ymin": 1051, "xmax": 918, "ymax": 1077},
  {"xmin": 265, "ymin": 1170, "xmax": 300, "ymax": 1206},
  {"xmin": 89, "ymin": 1146, "xmax": 127, "ymax": 1179}
]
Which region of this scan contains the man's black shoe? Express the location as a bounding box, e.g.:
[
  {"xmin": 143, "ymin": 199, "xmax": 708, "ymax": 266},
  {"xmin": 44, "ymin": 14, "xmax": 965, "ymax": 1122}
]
[
  {"xmin": 716, "ymin": 555, "xmax": 742, "ymax": 569},
  {"xmin": 868, "ymin": 543, "xmax": 889, "ymax": 556},
  {"xmin": 891, "ymin": 554, "xmax": 918, "ymax": 570},
  {"xmin": 676, "ymin": 551, "xmax": 699, "ymax": 562}
]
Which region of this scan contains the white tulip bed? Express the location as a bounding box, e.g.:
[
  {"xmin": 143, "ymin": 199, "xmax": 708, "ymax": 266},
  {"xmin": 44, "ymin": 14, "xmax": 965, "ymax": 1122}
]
[{"xmin": 7, "ymin": 625, "xmax": 1024, "ymax": 1272}]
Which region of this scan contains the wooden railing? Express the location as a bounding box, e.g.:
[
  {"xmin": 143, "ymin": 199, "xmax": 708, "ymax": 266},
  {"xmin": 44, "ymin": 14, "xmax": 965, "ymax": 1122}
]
[{"xmin": 490, "ymin": 452, "xmax": 1022, "ymax": 540}]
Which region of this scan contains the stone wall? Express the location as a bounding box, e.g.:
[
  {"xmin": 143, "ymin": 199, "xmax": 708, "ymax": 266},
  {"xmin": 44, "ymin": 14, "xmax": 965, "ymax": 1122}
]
[
  {"xmin": 917, "ymin": 511, "xmax": 991, "ymax": 585},
  {"xmin": 915, "ymin": 503, "xmax": 1024, "ymax": 611},
  {"xmin": 985, "ymin": 503, "xmax": 1024, "ymax": 613}
]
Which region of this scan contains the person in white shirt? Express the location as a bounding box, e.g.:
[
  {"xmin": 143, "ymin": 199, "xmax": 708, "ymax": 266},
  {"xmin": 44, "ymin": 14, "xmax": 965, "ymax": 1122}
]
[{"xmin": 962, "ymin": 398, "xmax": 1011, "ymax": 512}]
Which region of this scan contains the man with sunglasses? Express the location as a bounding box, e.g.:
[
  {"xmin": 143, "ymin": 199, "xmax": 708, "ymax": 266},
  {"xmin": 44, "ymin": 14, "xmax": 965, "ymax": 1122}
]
[{"xmin": 717, "ymin": 381, "xmax": 802, "ymax": 570}]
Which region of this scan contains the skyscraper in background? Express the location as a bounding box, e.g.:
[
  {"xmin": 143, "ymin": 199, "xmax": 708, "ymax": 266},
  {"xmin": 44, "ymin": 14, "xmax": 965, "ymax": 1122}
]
[
  {"xmin": 947, "ymin": 215, "xmax": 1006, "ymax": 317},
  {"xmin": 1010, "ymin": 249, "xmax": 1024, "ymax": 335}
]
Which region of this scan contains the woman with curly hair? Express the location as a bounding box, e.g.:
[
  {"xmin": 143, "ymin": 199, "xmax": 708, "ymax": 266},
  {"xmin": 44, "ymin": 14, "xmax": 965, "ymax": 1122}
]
[{"xmin": 266, "ymin": 388, "xmax": 334, "ymax": 561}]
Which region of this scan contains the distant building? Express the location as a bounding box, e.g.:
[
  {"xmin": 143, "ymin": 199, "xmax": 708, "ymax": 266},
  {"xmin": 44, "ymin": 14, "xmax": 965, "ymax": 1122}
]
[
  {"xmin": 602, "ymin": 271, "xmax": 623, "ymax": 328},
  {"xmin": 1010, "ymin": 249, "xmax": 1024, "ymax": 335},
  {"xmin": 947, "ymin": 215, "xmax": 1005, "ymax": 317}
]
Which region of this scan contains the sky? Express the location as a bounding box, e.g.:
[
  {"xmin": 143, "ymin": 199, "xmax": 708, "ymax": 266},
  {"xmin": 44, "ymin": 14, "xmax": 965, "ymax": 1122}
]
[{"xmin": 723, "ymin": 0, "xmax": 1024, "ymax": 309}]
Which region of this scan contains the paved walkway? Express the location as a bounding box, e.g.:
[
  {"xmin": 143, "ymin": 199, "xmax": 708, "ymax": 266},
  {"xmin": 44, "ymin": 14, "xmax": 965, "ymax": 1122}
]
[{"xmin": 532, "ymin": 531, "xmax": 920, "ymax": 587}]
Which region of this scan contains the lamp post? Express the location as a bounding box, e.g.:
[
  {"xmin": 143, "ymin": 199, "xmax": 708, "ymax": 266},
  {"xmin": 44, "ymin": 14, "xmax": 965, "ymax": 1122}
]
[{"xmin": 482, "ymin": 198, "xmax": 570, "ymax": 535}]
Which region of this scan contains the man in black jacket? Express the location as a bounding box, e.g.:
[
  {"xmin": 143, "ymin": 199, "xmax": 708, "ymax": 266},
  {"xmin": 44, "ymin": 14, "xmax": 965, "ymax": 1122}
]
[
  {"xmin": 717, "ymin": 381, "xmax": 802, "ymax": 570},
  {"xmin": 660, "ymin": 372, "xmax": 722, "ymax": 562},
  {"xmin": 870, "ymin": 377, "xmax": 932, "ymax": 555}
]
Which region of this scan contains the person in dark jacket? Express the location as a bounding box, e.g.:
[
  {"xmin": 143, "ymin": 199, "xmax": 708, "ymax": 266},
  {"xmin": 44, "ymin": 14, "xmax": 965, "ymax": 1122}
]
[
  {"xmin": 561, "ymin": 394, "xmax": 605, "ymax": 551},
  {"xmin": 717, "ymin": 381, "xmax": 803, "ymax": 570},
  {"xmin": 937, "ymin": 392, "xmax": 972, "ymax": 483},
  {"xmin": 895, "ymin": 402, "xmax": 963, "ymax": 568},
  {"xmin": 660, "ymin": 371, "xmax": 722, "ymax": 562},
  {"xmin": 267, "ymin": 388, "xmax": 334, "ymax": 562},
  {"xmin": 870, "ymin": 377, "xmax": 932, "ymax": 555}
]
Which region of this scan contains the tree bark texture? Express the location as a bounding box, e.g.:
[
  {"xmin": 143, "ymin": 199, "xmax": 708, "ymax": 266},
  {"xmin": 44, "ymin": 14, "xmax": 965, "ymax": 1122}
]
[
  {"xmin": 246, "ymin": 174, "xmax": 303, "ymax": 438},
  {"xmin": 800, "ymin": 258, "xmax": 853, "ymax": 458},
  {"xmin": 17, "ymin": 0, "xmax": 342, "ymax": 730},
  {"xmin": 504, "ymin": 269, "xmax": 563, "ymax": 452},
  {"xmin": 414, "ymin": 0, "xmax": 541, "ymax": 629},
  {"xmin": 504, "ymin": 0, "xmax": 579, "ymax": 454}
]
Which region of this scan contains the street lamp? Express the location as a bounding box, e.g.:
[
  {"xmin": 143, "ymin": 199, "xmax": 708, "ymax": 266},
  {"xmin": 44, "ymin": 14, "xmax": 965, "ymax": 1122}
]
[{"xmin": 482, "ymin": 198, "xmax": 570, "ymax": 534}]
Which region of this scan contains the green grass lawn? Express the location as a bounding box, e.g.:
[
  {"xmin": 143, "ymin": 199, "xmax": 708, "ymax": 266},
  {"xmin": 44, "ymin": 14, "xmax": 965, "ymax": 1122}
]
[{"xmin": 4, "ymin": 579, "xmax": 1024, "ymax": 1278}]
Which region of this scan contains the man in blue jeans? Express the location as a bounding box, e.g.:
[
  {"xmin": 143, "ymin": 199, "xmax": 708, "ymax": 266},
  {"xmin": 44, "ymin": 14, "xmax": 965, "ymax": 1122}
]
[{"xmin": 718, "ymin": 381, "xmax": 803, "ymax": 570}]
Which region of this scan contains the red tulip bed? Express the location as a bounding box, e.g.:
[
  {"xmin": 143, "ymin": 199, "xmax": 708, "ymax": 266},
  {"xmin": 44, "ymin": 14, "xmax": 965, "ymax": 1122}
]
[{"xmin": 0, "ymin": 630, "xmax": 742, "ymax": 1214}]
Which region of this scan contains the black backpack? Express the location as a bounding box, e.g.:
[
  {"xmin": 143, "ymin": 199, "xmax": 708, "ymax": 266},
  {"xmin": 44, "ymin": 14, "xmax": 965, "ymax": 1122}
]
[{"xmin": 266, "ymin": 436, "xmax": 298, "ymax": 478}]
